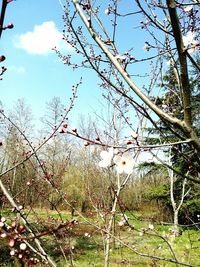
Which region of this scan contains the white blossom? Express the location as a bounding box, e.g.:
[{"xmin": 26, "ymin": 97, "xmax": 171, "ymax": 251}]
[
  {"xmin": 99, "ymin": 147, "xmax": 114, "ymax": 168},
  {"xmin": 114, "ymin": 148, "xmax": 119, "ymax": 155},
  {"xmin": 118, "ymin": 220, "xmax": 125, "ymax": 226},
  {"xmin": 115, "ymin": 54, "xmax": 126, "ymax": 61},
  {"xmin": 118, "ymin": 214, "xmax": 128, "ymax": 226},
  {"xmin": 183, "ymin": 31, "xmax": 198, "ymax": 53},
  {"xmin": 183, "ymin": 31, "xmax": 195, "ymax": 46},
  {"xmin": 20, "ymin": 243, "xmax": 27, "ymax": 250},
  {"xmin": 166, "ymin": 59, "xmax": 175, "ymax": 66},
  {"xmin": 184, "ymin": 5, "xmax": 193, "ymax": 12},
  {"xmin": 162, "ymin": 104, "xmax": 168, "ymax": 109},
  {"xmin": 143, "ymin": 42, "xmax": 151, "ymax": 51},
  {"xmin": 84, "ymin": 232, "xmax": 90, "ymax": 237},
  {"xmin": 131, "ymin": 131, "xmax": 138, "ymax": 139},
  {"xmin": 1, "ymin": 217, "xmax": 6, "ymax": 222},
  {"xmin": 149, "ymin": 224, "xmax": 154, "ymax": 230},
  {"xmin": 105, "ymin": 9, "xmax": 110, "ymax": 15},
  {"xmin": 114, "ymin": 153, "xmax": 134, "ymax": 174}
]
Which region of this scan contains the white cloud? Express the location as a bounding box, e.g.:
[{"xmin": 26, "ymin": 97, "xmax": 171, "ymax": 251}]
[
  {"xmin": 14, "ymin": 21, "xmax": 71, "ymax": 55},
  {"xmin": 9, "ymin": 65, "xmax": 26, "ymax": 74}
]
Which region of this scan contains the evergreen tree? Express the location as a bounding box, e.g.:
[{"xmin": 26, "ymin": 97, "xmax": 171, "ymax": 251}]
[{"xmin": 143, "ymin": 60, "xmax": 200, "ymax": 224}]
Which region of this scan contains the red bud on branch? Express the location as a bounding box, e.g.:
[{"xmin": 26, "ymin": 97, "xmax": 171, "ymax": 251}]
[{"xmin": 0, "ymin": 55, "xmax": 6, "ymax": 62}]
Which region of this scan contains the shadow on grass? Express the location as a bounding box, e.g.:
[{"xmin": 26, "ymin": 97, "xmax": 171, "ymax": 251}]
[
  {"xmin": 0, "ymin": 240, "xmax": 15, "ymax": 266},
  {"xmin": 76, "ymin": 236, "xmax": 100, "ymax": 251}
]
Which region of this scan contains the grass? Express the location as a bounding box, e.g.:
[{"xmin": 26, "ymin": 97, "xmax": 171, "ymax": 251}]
[{"xmin": 0, "ymin": 208, "xmax": 200, "ymax": 266}]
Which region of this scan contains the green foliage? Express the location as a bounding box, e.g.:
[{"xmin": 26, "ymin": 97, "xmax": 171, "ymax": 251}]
[
  {"xmin": 180, "ymin": 198, "xmax": 200, "ymax": 224},
  {"xmin": 138, "ymin": 162, "xmax": 167, "ymax": 176},
  {"xmin": 142, "ymin": 60, "xmax": 200, "ymax": 226},
  {"xmin": 146, "ymin": 184, "xmax": 169, "ymax": 201}
]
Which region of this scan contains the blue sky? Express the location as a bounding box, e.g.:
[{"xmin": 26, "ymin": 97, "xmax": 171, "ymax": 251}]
[
  {"xmin": 1, "ymin": 0, "xmax": 104, "ymax": 128},
  {"xmin": 0, "ymin": 0, "xmax": 165, "ymax": 131}
]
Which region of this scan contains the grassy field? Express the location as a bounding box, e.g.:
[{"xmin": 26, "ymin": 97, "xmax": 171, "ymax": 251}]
[{"xmin": 0, "ymin": 208, "xmax": 200, "ymax": 266}]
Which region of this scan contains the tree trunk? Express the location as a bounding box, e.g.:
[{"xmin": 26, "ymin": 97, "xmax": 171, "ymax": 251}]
[{"xmin": 173, "ymin": 209, "xmax": 179, "ymax": 229}]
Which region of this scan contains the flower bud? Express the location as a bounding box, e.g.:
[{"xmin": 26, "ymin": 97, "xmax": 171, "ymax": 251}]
[
  {"xmin": 10, "ymin": 250, "xmax": 15, "ymax": 256},
  {"xmin": 84, "ymin": 140, "xmax": 89, "ymax": 146},
  {"xmin": 0, "ymin": 55, "xmax": 6, "ymax": 62},
  {"xmin": 11, "ymin": 222, "xmax": 16, "ymax": 229},
  {"xmin": 8, "ymin": 239, "xmax": 15, "ymax": 247},
  {"xmin": 18, "ymin": 253, "xmax": 23, "ymax": 259},
  {"xmin": 18, "ymin": 224, "xmax": 25, "ymax": 233},
  {"xmin": 7, "ymin": 23, "xmax": 14, "ymax": 29},
  {"xmin": 1, "ymin": 233, "xmax": 7, "ymax": 238}
]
